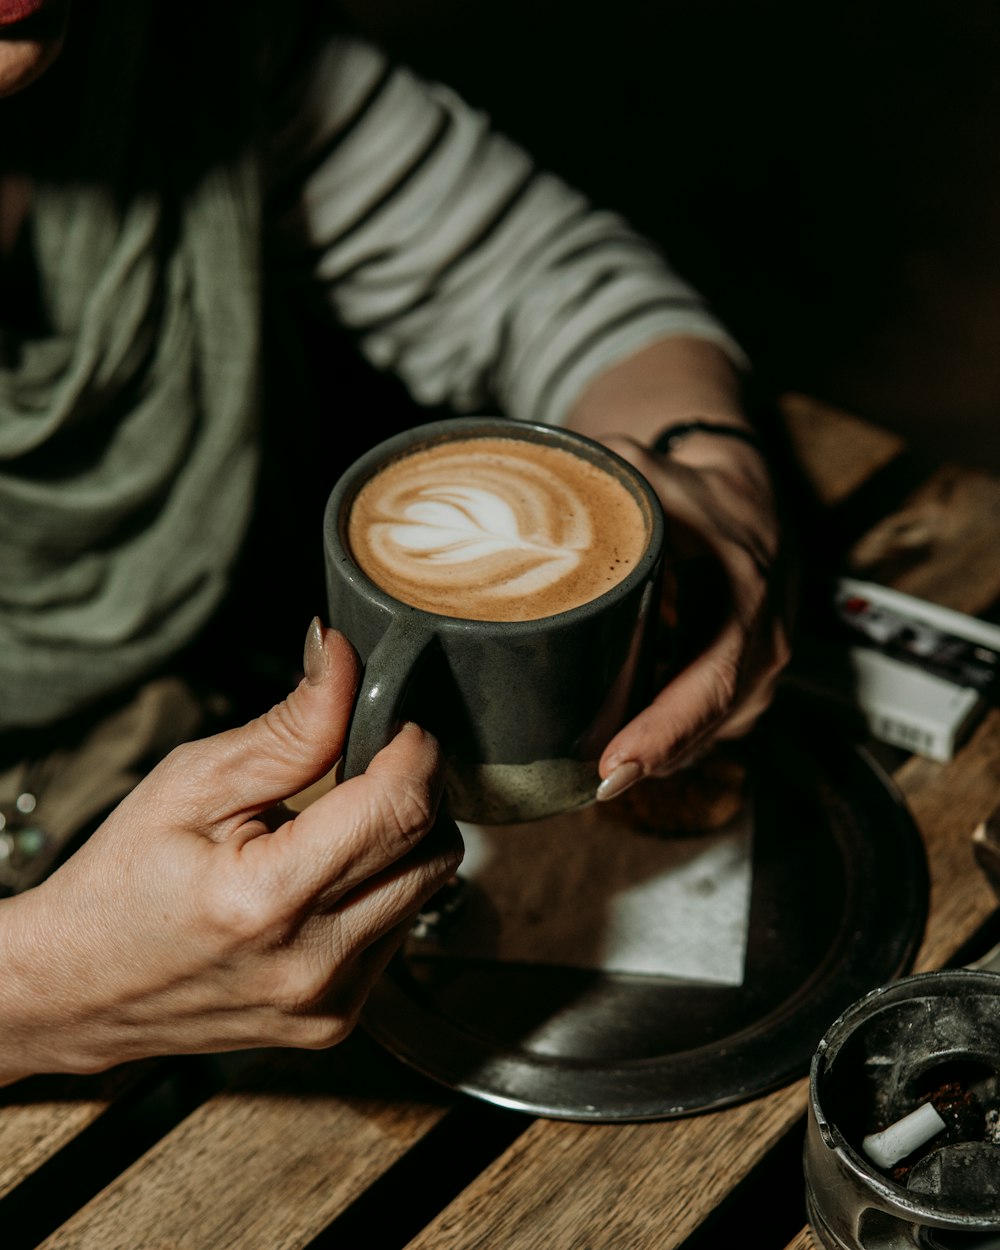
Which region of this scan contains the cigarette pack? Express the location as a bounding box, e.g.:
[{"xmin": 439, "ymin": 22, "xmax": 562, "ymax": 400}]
[{"xmin": 788, "ymin": 578, "xmax": 999, "ymax": 761}]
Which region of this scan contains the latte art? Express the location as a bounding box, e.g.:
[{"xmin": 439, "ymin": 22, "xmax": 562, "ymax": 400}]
[
  {"xmin": 347, "ymin": 436, "xmax": 648, "ymax": 621},
  {"xmin": 380, "ymin": 480, "xmax": 587, "ymax": 594}
]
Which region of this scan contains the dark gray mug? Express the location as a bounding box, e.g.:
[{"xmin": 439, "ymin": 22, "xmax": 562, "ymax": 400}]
[{"xmin": 323, "ymin": 416, "xmax": 665, "ymax": 823}]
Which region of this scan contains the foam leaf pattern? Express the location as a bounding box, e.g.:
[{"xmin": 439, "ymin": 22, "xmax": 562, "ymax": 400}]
[{"xmin": 387, "ymin": 486, "xmax": 572, "ymax": 565}]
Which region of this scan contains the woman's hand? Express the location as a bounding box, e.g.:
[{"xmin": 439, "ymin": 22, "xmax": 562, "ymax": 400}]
[
  {"xmin": 564, "ymin": 335, "xmax": 793, "ymax": 798},
  {"xmin": 595, "ymin": 431, "xmax": 791, "ymax": 794},
  {"xmin": 0, "ymin": 623, "xmax": 462, "ymax": 1084}
]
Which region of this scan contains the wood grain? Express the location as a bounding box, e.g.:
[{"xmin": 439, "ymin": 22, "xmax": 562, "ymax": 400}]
[
  {"xmin": 904, "ymin": 710, "xmax": 1000, "ymax": 971},
  {"xmin": 35, "ymin": 1039, "xmax": 451, "ymax": 1250},
  {"xmin": 0, "ymin": 1064, "xmax": 153, "ymax": 1200},
  {"xmin": 408, "ymin": 1080, "xmax": 810, "ymax": 1250},
  {"xmin": 780, "ymin": 719, "xmax": 1000, "ymax": 1248},
  {"xmin": 778, "ymin": 392, "xmax": 907, "ymax": 507}
]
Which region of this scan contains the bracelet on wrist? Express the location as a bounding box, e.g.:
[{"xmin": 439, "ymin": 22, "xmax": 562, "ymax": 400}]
[{"xmin": 652, "ymin": 420, "xmax": 765, "ymax": 457}]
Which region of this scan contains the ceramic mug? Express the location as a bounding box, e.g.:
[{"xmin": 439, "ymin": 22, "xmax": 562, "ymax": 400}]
[{"xmin": 324, "ymin": 416, "xmax": 665, "ymax": 823}]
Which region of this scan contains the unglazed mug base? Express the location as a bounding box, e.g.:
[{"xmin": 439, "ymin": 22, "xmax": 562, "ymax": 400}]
[{"xmin": 444, "ymin": 755, "xmax": 600, "ymax": 824}]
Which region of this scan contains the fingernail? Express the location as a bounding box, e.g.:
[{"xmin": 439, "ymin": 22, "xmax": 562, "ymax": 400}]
[
  {"xmin": 596, "ymin": 760, "xmax": 644, "ymax": 802},
  {"xmin": 303, "ymin": 616, "xmax": 329, "ymax": 686}
]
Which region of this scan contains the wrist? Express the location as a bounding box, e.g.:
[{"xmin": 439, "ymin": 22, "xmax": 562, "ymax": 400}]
[
  {"xmin": 564, "ymin": 335, "xmax": 746, "ymax": 446},
  {"xmin": 0, "ymin": 885, "xmax": 111, "ymax": 1084},
  {"xmin": 652, "ymin": 419, "xmax": 763, "ymax": 457},
  {"xmin": 653, "ymin": 417, "xmax": 772, "ymax": 489},
  {"xmin": 0, "ymin": 893, "xmax": 56, "ymax": 1084}
]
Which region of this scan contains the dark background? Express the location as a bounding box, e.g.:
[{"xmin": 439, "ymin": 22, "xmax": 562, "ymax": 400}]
[
  {"xmin": 243, "ymin": 0, "xmax": 1000, "ymax": 673},
  {"xmin": 336, "ymin": 0, "xmax": 1000, "ymax": 469}
]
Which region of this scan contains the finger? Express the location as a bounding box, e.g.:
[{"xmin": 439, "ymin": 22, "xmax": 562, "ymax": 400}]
[
  {"xmin": 166, "ymin": 920, "xmax": 414, "ymax": 1055},
  {"xmin": 314, "ymin": 917, "xmax": 415, "ymax": 1028},
  {"xmin": 604, "ymin": 438, "xmax": 778, "ymax": 569},
  {"xmin": 268, "ymin": 918, "xmax": 417, "ymax": 1052},
  {"xmin": 604, "ymin": 589, "xmax": 789, "ymax": 777},
  {"xmin": 245, "ymin": 723, "xmax": 456, "ymax": 906},
  {"xmin": 596, "ymin": 432, "xmax": 648, "ymax": 471},
  {"xmin": 330, "ymin": 810, "xmax": 464, "ymax": 918},
  {"xmin": 599, "ymin": 614, "xmax": 748, "ymax": 781},
  {"xmin": 150, "ymin": 622, "xmax": 361, "ymax": 828},
  {"xmin": 304, "ymin": 810, "xmax": 463, "ymax": 953},
  {"xmin": 256, "ymin": 819, "xmax": 461, "ymax": 1049},
  {"xmin": 714, "ymin": 678, "xmax": 780, "ymax": 741},
  {"xmin": 257, "ymin": 815, "xmax": 461, "ymax": 1050}
]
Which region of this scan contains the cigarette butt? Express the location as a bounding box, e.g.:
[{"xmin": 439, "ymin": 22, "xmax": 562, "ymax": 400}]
[{"xmin": 862, "ymin": 1102, "xmax": 947, "ymax": 1170}]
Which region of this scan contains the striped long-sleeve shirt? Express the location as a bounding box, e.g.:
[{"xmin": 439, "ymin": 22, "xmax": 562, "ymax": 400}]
[
  {"xmin": 265, "ymin": 35, "xmax": 746, "ymax": 428},
  {"xmin": 0, "ymin": 17, "xmax": 745, "ymax": 732}
]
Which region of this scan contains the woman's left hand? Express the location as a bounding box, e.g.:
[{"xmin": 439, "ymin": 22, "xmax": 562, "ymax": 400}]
[
  {"xmin": 593, "ymin": 430, "xmax": 792, "ymax": 797},
  {"xmin": 562, "ymin": 334, "xmax": 793, "ymax": 800}
]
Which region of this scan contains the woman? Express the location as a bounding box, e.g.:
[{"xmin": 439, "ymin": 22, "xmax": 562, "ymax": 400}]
[{"xmin": 0, "ymin": 0, "xmax": 787, "ymax": 1082}]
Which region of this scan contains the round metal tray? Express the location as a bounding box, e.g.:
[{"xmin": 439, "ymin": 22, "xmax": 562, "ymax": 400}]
[{"xmin": 362, "ymin": 707, "xmax": 928, "ymax": 1121}]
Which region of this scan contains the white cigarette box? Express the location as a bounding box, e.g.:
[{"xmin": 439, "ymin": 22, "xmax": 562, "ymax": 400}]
[{"xmin": 789, "ymin": 579, "xmax": 995, "ymax": 761}]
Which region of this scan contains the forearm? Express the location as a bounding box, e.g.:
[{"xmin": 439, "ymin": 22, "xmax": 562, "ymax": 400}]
[
  {"xmin": 564, "ymin": 334, "xmax": 771, "ymax": 493},
  {"xmin": 275, "ymin": 37, "xmax": 748, "ymax": 429},
  {"xmin": 565, "ymin": 335, "xmax": 749, "ymax": 444}
]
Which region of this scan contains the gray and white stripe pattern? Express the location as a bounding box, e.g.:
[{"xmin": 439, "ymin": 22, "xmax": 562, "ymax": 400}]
[{"xmin": 267, "ymin": 37, "xmax": 747, "ymax": 427}]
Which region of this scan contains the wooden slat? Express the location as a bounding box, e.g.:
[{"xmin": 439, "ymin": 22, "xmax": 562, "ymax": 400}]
[
  {"xmin": 777, "ymin": 459, "xmax": 1000, "ymax": 1250},
  {"xmin": 778, "ymin": 392, "xmax": 907, "ymax": 507},
  {"xmin": 408, "ymin": 1081, "xmax": 810, "ymax": 1250},
  {"xmin": 0, "ymin": 1064, "xmax": 153, "ymax": 1200},
  {"xmin": 36, "ymin": 1037, "xmax": 450, "ymax": 1250}
]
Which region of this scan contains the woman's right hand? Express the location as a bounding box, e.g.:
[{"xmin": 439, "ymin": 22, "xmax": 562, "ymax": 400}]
[{"xmin": 0, "ymin": 623, "xmax": 461, "ymax": 1085}]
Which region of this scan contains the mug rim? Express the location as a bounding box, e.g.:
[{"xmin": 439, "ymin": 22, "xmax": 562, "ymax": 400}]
[{"xmin": 324, "ymin": 415, "xmax": 666, "ymax": 634}]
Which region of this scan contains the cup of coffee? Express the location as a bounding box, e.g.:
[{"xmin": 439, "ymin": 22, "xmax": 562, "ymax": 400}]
[{"xmin": 324, "ymin": 416, "xmax": 665, "ymax": 823}]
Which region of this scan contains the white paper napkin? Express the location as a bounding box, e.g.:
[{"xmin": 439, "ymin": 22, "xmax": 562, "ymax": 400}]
[{"xmin": 413, "ymin": 799, "xmax": 754, "ymax": 986}]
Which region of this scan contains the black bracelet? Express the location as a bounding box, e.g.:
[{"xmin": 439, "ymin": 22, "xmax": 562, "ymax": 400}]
[{"xmin": 652, "ymin": 420, "xmax": 765, "ymax": 456}]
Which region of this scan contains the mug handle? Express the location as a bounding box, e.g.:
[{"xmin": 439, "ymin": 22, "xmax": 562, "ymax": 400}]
[{"xmin": 343, "ymin": 616, "xmax": 435, "ymax": 780}]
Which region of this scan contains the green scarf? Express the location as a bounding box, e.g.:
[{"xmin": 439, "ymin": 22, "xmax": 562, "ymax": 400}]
[{"xmin": 0, "ymin": 3, "xmax": 263, "ymax": 731}]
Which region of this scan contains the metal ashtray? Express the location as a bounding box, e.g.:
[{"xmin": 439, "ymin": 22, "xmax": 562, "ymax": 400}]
[{"xmin": 804, "ymin": 969, "xmax": 1000, "ymax": 1249}]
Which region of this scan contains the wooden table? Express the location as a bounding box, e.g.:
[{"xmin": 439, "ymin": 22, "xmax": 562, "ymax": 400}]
[{"xmin": 2, "ymin": 396, "xmax": 999, "ymax": 1250}]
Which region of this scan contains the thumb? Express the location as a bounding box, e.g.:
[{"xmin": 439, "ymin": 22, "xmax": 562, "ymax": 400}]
[{"xmin": 158, "ymin": 620, "xmax": 362, "ymax": 828}]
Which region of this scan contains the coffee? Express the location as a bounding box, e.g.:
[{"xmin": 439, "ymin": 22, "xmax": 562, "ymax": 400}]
[
  {"xmin": 346, "ymin": 435, "xmax": 648, "ymax": 621},
  {"xmin": 327, "ymin": 417, "xmax": 666, "ymax": 821}
]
